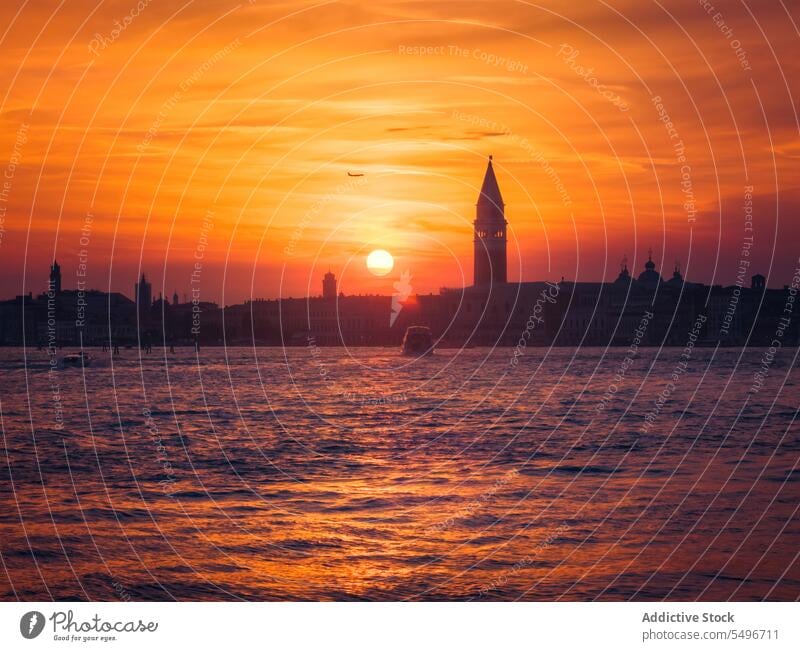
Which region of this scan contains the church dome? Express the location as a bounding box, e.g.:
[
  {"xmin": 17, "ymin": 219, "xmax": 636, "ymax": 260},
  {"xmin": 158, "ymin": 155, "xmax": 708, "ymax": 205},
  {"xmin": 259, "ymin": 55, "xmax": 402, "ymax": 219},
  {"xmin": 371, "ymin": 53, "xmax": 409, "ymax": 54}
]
[{"xmin": 637, "ymin": 252, "xmax": 661, "ymax": 288}]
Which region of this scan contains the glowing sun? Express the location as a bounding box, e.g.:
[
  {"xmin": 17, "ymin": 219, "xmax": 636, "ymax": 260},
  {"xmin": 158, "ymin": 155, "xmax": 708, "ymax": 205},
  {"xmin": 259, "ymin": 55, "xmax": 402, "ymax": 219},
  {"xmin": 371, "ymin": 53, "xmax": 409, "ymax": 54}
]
[{"xmin": 366, "ymin": 249, "xmax": 394, "ymax": 276}]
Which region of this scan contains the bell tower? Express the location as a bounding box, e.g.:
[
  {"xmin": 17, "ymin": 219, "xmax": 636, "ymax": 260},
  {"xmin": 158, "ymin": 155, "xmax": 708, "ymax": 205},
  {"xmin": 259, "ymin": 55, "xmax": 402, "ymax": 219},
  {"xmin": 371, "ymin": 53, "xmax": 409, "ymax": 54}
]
[
  {"xmin": 473, "ymin": 156, "xmax": 507, "ymax": 286},
  {"xmin": 322, "ymin": 270, "xmax": 337, "ymax": 299}
]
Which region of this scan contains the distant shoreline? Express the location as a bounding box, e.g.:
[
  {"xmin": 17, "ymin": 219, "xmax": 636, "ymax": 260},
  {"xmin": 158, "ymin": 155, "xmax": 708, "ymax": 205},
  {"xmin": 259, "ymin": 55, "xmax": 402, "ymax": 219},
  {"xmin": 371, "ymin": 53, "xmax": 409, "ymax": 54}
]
[{"xmin": 3, "ymin": 343, "xmax": 796, "ymax": 349}]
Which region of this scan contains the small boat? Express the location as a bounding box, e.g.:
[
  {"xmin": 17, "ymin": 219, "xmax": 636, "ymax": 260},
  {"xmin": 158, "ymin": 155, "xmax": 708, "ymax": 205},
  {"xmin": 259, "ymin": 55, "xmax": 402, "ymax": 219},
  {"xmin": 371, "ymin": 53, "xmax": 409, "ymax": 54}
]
[
  {"xmin": 59, "ymin": 352, "xmax": 92, "ymax": 368},
  {"xmin": 401, "ymin": 326, "xmax": 434, "ymax": 357}
]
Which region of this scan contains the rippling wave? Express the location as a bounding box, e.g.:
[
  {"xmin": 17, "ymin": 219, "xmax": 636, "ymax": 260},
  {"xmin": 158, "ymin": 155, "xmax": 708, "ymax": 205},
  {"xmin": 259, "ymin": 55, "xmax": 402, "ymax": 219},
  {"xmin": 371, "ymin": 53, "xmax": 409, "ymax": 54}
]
[{"xmin": 1, "ymin": 346, "xmax": 798, "ymax": 600}]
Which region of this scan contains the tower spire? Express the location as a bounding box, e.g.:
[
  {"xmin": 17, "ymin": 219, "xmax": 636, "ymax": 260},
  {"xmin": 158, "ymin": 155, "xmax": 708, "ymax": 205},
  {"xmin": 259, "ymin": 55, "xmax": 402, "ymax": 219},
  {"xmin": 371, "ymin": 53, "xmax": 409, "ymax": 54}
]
[
  {"xmin": 49, "ymin": 260, "xmax": 62, "ymax": 294},
  {"xmin": 477, "ymin": 154, "xmax": 504, "ymax": 213}
]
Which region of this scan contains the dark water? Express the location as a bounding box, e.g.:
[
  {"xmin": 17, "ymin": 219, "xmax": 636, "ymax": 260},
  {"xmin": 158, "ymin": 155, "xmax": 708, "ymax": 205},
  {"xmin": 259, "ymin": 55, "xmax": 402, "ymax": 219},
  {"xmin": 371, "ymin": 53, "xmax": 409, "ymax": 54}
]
[{"xmin": 1, "ymin": 346, "xmax": 798, "ymax": 601}]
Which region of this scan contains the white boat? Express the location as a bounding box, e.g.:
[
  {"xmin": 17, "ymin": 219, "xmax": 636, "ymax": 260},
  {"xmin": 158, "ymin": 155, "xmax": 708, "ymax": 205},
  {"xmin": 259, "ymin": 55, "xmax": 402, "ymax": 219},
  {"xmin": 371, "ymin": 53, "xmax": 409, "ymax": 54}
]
[
  {"xmin": 59, "ymin": 352, "xmax": 92, "ymax": 368},
  {"xmin": 401, "ymin": 326, "xmax": 434, "ymax": 357}
]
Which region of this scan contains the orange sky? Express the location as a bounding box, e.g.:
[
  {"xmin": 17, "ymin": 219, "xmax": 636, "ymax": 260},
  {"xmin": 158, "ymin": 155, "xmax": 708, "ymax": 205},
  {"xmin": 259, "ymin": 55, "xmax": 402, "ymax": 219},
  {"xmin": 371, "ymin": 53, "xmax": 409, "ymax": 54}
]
[{"xmin": 0, "ymin": 0, "xmax": 798, "ymax": 304}]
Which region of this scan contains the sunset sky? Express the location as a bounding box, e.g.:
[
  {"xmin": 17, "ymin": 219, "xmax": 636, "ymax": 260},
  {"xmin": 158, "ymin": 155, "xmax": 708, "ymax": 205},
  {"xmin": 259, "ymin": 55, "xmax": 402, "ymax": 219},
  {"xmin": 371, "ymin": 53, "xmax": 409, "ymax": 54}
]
[{"xmin": 0, "ymin": 0, "xmax": 798, "ymax": 304}]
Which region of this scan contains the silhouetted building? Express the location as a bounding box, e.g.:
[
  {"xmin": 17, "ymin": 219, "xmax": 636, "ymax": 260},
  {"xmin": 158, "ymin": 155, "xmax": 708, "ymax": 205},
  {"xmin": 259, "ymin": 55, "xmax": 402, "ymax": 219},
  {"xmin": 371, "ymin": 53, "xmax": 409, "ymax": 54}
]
[
  {"xmin": 637, "ymin": 250, "xmax": 661, "ymax": 289},
  {"xmin": 614, "ymin": 258, "xmax": 632, "ymax": 286},
  {"xmin": 666, "ymin": 261, "xmax": 684, "ymax": 287},
  {"xmin": 135, "ymin": 273, "xmax": 152, "ymax": 324},
  {"xmin": 473, "ymin": 155, "xmax": 507, "ymax": 286},
  {"xmin": 323, "ymin": 271, "xmax": 337, "ymax": 300}
]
